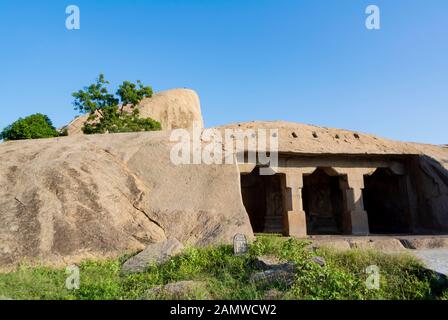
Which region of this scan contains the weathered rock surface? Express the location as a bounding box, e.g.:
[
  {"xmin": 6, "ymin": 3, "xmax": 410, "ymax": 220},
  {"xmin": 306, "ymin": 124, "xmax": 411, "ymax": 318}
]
[
  {"xmin": 254, "ymin": 255, "xmax": 290, "ymax": 271},
  {"xmin": 137, "ymin": 88, "xmax": 203, "ymax": 130},
  {"xmin": 349, "ymin": 239, "xmax": 406, "ymax": 252},
  {"xmin": 310, "ymin": 256, "xmax": 326, "ymax": 267},
  {"xmin": 250, "ymin": 268, "xmax": 296, "ymax": 286},
  {"xmin": 218, "ymin": 121, "xmax": 448, "ymax": 162},
  {"xmin": 311, "ymin": 238, "xmax": 406, "ymax": 252},
  {"xmin": 0, "ymin": 131, "xmax": 252, "ymax": 270},
  {"xmin": 310, "ymin": 239, "xmax": 352, "ymax": 251},
  {"xmin": 400, "ymin": 237, "xmax": 448, "ymax": 250},
  {"xmin": 121, "ymin": 238, "xmax": 184, "ymax": 274},
  {"xmin": 64, "ymin": 88, "xmax": 203, "ymax": 135},
  {"xmin": 142, "ymin": 280, "xmax": 208, "ymax": 300},
  {"xmin": 251, "ymin": 256, "xmax": 296, "ymax": 286}
]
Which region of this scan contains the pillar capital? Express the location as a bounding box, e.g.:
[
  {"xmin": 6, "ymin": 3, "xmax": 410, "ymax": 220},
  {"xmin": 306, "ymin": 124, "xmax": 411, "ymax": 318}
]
[
  {"xmin": 334, "ymin": 168, "xmax": 377, "ymax": 190},
  {"xmin": 285, "ymin": 173, "xmax": 303, "ymax": 189},
  {"xmin": 278, "ymin": 167, "xmax": 316, "ymax": 189},
  {"xmin": 238, "ymin": 162, "xmax": 257, "ymax": 175}
]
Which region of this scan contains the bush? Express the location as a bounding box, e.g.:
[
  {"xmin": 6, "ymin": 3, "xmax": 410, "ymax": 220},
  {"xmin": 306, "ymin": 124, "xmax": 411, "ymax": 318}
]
[{"xmin": 0, "ymin": 113, "xmax": 60, "ymax": 141}]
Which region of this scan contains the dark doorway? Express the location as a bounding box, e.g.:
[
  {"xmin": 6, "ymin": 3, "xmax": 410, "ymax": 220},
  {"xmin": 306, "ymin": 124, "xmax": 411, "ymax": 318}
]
[
  {"xmin": 302, "ymin": 169, "xmax": 344, "ymax": 234},
  {"xmin": 240, "ymin": 168, "xmax": 285, "ymax": 234},
  {"xmin": 363, "ymin": 168, "xmax": 412, "ymax": 234}
]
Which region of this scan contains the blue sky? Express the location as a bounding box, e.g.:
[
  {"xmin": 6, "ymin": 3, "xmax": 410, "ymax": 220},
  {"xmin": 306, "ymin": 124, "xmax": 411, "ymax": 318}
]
[{"xmin": 0, "ymin": 0, "xmax": 447, "ymax": 144}]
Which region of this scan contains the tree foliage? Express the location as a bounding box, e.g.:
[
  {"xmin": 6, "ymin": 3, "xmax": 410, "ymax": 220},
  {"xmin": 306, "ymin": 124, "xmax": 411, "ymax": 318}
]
[
  {"xmin": 72, "ymin": 74, "xmax": 160, "ymax": 134},
  {"xmin": 72, "ymin": 74, "xmax": 119, "ymax": 114},
  {"xmin": 82, "ymin": 108, "xmax": 161, "ymax": 134},
  {"xmin": 116, "ymin": 80, "xmax": 153, "ymax": 108},
  {"xmin": 0, "ymin": 113, "xmax": 60, "ymax": 141}
]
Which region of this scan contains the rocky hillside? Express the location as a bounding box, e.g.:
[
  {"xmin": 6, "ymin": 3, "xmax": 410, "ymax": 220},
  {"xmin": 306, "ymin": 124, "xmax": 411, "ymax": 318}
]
[{"xmin": 0, "ymin": 131, "xmax": 252, "ymax": 271}]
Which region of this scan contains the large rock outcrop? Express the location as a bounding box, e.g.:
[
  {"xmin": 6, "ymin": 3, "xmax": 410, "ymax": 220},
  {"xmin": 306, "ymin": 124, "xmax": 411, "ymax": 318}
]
[
  {"xmin": 64, "ymin": 88, "xmax": 203, "ymax": 135},
  {"xmin": 136, "ymin": 88, "xmax": 203, "ymax": 130},
  {"xmin": 0, "ymin": 131, "xmax": 252, "ymax": 271}
]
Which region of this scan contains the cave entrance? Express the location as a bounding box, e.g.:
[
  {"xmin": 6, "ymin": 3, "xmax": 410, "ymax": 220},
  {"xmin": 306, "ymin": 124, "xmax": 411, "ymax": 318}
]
[
  {"xmin": 240, "ymin": 168, "xmax": 285, "ymax": 234},
  {"xmin": 363, "ymin": 168, "xmax": 412, "ymax": 234},
  {"xmin": 302, "ymin": 168, "xmax": 344, "ymax": 235}
]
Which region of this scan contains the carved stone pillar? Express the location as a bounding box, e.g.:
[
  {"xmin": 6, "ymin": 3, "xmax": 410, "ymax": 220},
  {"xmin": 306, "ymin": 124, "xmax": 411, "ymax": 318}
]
[
  {"xmin": 338, "ymin": 169, "xmax": 372, "ymax": 235},
  {"xmin": 283, "ymin": 174, "xmax": 306, "ymax": 238},
  {"xmin": 281, "ymin": 168, "xmax": 315, "ymax": 238}
]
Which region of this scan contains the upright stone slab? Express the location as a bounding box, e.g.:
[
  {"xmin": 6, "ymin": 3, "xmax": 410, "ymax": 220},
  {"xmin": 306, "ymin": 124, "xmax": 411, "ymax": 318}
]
[{"xmin": 233, "ymin": 234, "xmax": 249, "ymax": 255}]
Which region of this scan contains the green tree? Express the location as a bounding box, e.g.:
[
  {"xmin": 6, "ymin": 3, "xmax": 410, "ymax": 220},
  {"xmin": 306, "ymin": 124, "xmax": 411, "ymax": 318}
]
[
  {"xmin": 72, "ymin": 74, "xmax": 160, "ymax": 134},
  {"xmin": 72, "ymin": 74, "xmax": 119, "ymax": 115},
  {"xmin": 0, "ymin": 113, "xmax": 60, "ymax": 141},
  {"xmin": 116, "ymin": 80, "xmax": 153, "ymax": 110}
]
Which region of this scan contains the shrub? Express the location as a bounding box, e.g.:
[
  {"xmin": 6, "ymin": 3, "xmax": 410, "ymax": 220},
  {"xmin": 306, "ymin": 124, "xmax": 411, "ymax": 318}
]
[{"xmin": 0, "ymin": 113, "xmax": 60, "ymax": 141}]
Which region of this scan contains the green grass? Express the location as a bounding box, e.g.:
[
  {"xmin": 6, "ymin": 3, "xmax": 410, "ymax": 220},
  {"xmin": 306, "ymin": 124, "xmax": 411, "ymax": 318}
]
[{"xmin": 0, "ymin": 236, "xmax": 446, "ymax": 300}]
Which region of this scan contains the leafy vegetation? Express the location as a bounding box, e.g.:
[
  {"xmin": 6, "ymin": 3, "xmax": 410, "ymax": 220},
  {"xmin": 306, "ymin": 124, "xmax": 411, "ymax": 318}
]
[
  {"xmin": 0, "ymin": 236, "xmax": 446, "ymax": 300},
  {"xmin": 72, "ymin": 74, "xmax": 160, "ymax": 134},
  {"xmin": 81, "ymin": 107, "xmax": 161, "ymax": 134},
  {"xmin": 0, "ymin": 113, "xmax": 60, "ymax": 141}
]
